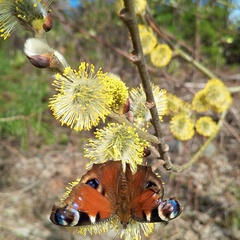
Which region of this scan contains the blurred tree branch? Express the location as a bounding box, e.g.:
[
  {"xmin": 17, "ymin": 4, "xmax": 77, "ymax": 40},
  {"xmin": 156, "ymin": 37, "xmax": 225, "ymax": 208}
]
[{"xmin": 146, "ymin": 14, "xmax": 218, "ymax": 79}]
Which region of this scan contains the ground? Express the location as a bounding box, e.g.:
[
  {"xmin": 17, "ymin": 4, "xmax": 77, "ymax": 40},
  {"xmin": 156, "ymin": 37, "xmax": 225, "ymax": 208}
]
[{"xmin": 0, "ymin": 96, "xmax": 239, "ymax": 240}]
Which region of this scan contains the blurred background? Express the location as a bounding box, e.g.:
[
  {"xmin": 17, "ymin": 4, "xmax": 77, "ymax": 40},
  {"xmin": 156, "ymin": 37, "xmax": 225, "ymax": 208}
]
[{"xmin": 0, "ymin": 0, "xmax": 239, "ymax": 239}]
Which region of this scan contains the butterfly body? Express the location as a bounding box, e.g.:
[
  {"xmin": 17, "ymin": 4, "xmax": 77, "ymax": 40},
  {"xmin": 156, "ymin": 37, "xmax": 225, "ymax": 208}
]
[{"xmin": 50, "ymin": 161, "xmax": 181, "ymax": 229}]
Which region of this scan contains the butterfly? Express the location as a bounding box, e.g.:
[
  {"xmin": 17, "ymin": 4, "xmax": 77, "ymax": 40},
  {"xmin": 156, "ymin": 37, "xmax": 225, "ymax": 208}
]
[{"xmin": 50, "ymin": 160, "xmax": 181, "ymax": 230}]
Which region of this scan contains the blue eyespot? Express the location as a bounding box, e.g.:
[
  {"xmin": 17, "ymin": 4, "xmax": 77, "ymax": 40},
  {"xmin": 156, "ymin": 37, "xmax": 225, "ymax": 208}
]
[
  {"xmin": 55, "ymin": 210, "xmax": 68, "ymax": 226},
  {"xmin": 157, "ymin": 198, "xmax": 181, "ymax": 221},
  {"xmin": 167, "ymin": 199, "xmax": 181, "ymax": 218},
  {"xmin": 52, "ymin": 206, "xmax": 80, "ymax": 226},
  {"xmin": 86, "ymin": 179, "xmax": 99, "ymax": 189}
]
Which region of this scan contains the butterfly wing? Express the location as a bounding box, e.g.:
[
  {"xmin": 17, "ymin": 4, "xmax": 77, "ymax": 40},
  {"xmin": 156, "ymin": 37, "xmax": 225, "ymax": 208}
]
[
  {"xmin": 50, "ymin": 161, "xmax": 123, "ymax": 227},
  {"xmin": 149, "ymin": 198, "xmax": 181, "ymax": 222},
  {"xmin": 50, "ymin": 183, "xmax": 113, "ymax": 226},
  {"xmin": 50, "ymin": 161, "xmax": 181, "ymax": 228},
  {"xmin": 130, "ymin": 165, "xmax": 181, "ymax": 222}
]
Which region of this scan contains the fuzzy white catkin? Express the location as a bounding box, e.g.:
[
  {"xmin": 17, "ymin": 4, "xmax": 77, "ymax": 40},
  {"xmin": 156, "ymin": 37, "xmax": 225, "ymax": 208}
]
[
  {"xmin": 24, "ymin": 38, "xmax": 53, "ymax": 55},
  {"xmin": 24, "ymin": 38, "xmax": 68, "ymax": 68}
]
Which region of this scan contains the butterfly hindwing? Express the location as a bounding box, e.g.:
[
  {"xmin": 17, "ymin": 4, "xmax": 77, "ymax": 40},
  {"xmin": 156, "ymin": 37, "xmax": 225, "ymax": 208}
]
[{"xmin": 147, "ymin": 198, "xmax": 181, "ymax": 222}]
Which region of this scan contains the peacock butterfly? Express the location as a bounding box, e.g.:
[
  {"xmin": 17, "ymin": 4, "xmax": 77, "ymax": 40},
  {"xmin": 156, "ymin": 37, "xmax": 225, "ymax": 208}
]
[{"xmin": 50, "ymin": 161, "xmax": 181, "ymax": 231}]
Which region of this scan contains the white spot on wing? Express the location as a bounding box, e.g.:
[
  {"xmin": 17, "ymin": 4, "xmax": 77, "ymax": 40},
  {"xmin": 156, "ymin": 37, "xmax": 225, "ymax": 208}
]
[
  {"xmin": 146, "ymin": 213, "xmax": 151, "ymax": 222},
  {"xmin": 89, "ymin": 215, "xmax": 96, "ymax": 224}
]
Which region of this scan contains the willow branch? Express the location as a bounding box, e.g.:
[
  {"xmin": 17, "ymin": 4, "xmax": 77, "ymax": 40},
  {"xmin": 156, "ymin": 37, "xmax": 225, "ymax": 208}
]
[
  {"xmin": 119, "ymin": 0, "xmax": 176, "ymax": 170},
  {"xmin": 228, "ymin": 85, "xmax": 240, "ymax": 93},
  {"xmin": 111, "ymin": 109, "xmax": 227, "ymax": 172},
  {"xmin": 177, "ymin": 111, "xmax": 227, "ymax": 172},
  {"xmin": 174, "ymin": 48, "xmax": 217, "ymax": 79},
  {"xmin": 146, "ymin": 14, "xmax": 217, "ymax": 79},
  {"xmin": 109, "ymin": 112, "xmax": 160, "ymax": 144}
]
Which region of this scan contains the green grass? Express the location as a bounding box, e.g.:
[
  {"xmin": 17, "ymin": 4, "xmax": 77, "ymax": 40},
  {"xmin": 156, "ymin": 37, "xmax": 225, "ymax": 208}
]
[{"xmin": 0, "ymin": 47, "xmax": 55, "ymax": 148}]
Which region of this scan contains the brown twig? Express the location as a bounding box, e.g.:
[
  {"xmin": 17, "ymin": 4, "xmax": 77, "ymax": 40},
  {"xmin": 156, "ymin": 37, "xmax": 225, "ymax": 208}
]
[{"xmin": 120, "ymin": 0, "xmax": 177, "ymax": 171}]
